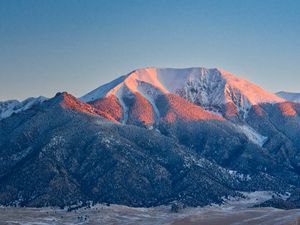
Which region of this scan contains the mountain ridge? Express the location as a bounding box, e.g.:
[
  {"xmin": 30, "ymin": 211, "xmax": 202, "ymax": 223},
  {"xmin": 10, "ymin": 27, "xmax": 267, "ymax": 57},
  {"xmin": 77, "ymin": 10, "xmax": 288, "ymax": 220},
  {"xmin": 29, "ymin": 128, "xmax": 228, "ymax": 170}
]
[
  {"xmin": 277, "ymin": 91, "xmax": 300, "ymax": 103},
  {"xmin": 1, "ymin": 67, "xmax": 300, "ymax": 209},
  {"xmin": 81, "ymin": 67, "xmax": 284, "ymax": 123},
  {"xmin": 0, "ymin": 96, "xmax": 47, "ymax": 120}
]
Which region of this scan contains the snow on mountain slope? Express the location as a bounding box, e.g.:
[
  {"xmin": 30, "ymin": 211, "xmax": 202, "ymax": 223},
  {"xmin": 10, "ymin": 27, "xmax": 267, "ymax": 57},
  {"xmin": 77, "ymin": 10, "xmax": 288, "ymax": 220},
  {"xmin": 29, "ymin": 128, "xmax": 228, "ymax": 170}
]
[
  {"xmin": 235, "ymin": 124, "xmax": 268, "ymax": 147},
  {"xmin": 276, "ymin": 91, "xmax": 300, "ymax": 103},
  {"xmin": 80, "ymin": 75, "xmax": 127, "ymax": 103},
  {"xmin": 81, "ymin": 67, "xmax": 284, "ymax": 120},
  {"xmin": 0, "ymin": 96, "xmax": 47, "ymax": 120}
]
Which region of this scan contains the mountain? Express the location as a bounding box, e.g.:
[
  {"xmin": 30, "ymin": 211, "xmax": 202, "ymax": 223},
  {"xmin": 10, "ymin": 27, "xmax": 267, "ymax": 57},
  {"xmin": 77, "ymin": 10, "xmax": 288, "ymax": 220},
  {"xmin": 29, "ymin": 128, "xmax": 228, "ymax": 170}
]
[
  {"xmin": 0, "ymin": 96, "xmax": 47, "ymax": 120},
  {"xmin": 0, "ymin": 92, "xmax": 248, "ymax": 207},
  {"xmin": 81, "ymin": 67, "xmax": 284, "ymax": 122},
  {"xmin": 81, "ymin": 67, "xmax": 291, "ymax": 148},
  {"xmin": 277, "ymin": 91, "xmax": 300, "ymax": 103},
  {"xmin": 0, "ymin": 67, "xmax": 300, "ymax": 209}
]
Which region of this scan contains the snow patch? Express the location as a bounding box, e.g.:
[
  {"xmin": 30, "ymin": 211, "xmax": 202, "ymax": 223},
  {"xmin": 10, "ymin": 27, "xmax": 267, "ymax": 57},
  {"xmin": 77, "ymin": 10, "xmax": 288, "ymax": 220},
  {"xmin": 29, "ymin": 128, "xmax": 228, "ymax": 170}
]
[
  {"xmin": 115, "ymin": 86, "xmax": 129, "ymax": 124},
  {"xmin": 236, "ymin": 124, "xmax": 267, "ymax": 147},
  {"xmin": 228, "ymin": 170, "xmax": 251, "ymax": 181}
]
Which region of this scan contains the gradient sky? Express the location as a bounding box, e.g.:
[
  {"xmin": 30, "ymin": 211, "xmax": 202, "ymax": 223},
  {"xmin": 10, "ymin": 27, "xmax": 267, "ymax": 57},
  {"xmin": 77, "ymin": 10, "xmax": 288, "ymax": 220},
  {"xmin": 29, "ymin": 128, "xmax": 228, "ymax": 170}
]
[{"xmin": 0, "ymin": 0, "xmax": 300, "ymax": 100}]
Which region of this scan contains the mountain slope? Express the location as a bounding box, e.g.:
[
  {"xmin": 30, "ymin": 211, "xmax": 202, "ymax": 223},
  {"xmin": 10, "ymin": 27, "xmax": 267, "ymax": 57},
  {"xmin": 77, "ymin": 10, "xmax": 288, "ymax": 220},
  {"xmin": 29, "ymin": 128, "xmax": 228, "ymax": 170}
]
[
  {"xmin": 81, "ymin": 67, "xmax": 287, "ymax": 148},
  {"xmin": 1, "ymin": 67, "xmax": 300, "ymax": 209},
  {"xmin": 0, "ymin": 92, "xmax": 246, "ymax": 207},
  {"xmin": 80, "ymin": 67, "xmax": 300, "ymax": 188},
  {"xmin": 81, "ymin": 67, "xmax": 284, "ymax": 121}
]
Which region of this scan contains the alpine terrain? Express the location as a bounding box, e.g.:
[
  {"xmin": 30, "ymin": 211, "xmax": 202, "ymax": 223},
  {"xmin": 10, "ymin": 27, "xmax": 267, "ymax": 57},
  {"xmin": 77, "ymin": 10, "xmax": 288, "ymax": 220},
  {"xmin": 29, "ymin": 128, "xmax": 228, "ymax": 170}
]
[{"xmin": 1, "ymin": 67, "xmax": 300, "ymax": 209}]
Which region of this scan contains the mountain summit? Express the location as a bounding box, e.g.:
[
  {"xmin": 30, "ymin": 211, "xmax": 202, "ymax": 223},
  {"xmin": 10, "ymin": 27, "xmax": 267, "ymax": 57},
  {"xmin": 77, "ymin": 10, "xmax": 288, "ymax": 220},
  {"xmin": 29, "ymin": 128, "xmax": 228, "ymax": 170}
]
[{"xmin": 81, "ymin": 67, "xmax": 284, "ymax": 122}]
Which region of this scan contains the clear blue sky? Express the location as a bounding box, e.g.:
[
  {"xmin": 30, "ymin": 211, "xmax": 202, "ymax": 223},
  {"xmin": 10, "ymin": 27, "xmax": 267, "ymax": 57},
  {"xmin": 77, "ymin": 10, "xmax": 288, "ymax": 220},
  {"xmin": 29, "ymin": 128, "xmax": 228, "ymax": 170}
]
[{"xmin": 0, "ymin": 0, "xmax": 299, "ymax": 100}]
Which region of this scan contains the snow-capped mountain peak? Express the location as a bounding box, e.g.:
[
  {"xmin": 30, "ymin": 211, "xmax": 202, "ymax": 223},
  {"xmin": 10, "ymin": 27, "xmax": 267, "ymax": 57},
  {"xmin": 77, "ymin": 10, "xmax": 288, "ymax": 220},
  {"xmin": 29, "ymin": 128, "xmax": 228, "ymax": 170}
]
[{"xmin": 81, "ymin": 67, "xmax": 284, "ymax": 119}]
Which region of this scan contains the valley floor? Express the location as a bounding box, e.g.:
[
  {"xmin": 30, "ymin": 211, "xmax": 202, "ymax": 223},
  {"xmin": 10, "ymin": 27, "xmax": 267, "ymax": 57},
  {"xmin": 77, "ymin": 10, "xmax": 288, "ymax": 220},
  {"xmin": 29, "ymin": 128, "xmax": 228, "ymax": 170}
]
[{"xmin": 0, "ymin": 192, "xmax": 300, "ymax": 225}]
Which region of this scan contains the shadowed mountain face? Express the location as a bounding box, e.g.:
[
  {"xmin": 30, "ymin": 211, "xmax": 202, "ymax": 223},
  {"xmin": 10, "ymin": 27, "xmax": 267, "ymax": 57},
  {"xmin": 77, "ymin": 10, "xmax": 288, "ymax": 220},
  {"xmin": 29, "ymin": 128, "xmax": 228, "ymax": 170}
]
[{"xmin": 1, "ymin": 67, "xmax": 300, "ymax": 208}]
